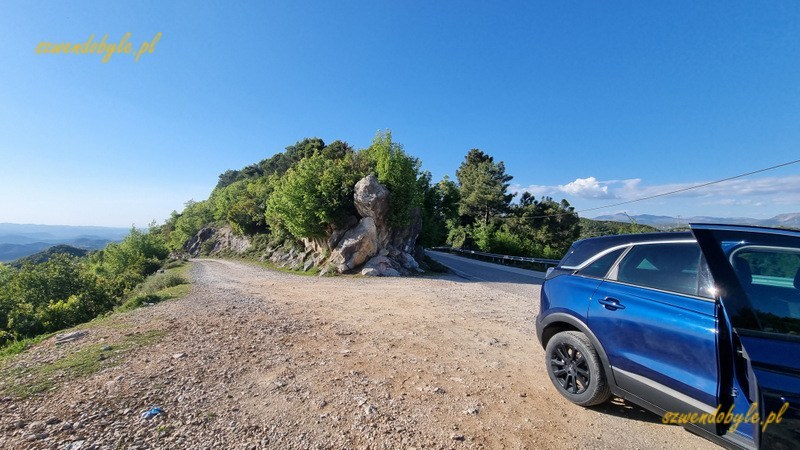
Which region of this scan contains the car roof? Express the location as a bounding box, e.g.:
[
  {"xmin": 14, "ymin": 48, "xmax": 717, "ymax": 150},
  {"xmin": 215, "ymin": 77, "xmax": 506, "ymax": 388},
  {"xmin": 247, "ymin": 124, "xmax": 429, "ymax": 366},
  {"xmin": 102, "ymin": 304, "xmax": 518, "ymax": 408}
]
[{"xmin": 559, "ymin": 231, "xmax": 694, "ymax": 268}]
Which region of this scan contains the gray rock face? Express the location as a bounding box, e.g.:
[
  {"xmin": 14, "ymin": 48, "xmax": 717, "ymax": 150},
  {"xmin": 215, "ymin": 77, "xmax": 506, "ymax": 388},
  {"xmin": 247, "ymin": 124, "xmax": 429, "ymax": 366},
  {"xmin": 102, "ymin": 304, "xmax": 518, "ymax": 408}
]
[
  {"xmin": 395, "ymin": 251, "xmax": 421, "ymax": 272},
  {"xmin": 322, "ymin": 176, "xmax": 423, "ymax": 275},
  {"xmin": 213, "ymin": 227, "xmax": 252, "ymax": 254},
  {"xmin": 329, "ymin": 217, "xmax": 378, "ymax": 273},
  {"xmin": 390, "ymin": 207, "xmax": 423, "ymax": 254},
  {"xmin": 184, "ymin": 227, "xmax": 217, "ymax": 256},
  {"xmin": 184, "ymin": 226, "xmax": 251, "ymax": 257}
]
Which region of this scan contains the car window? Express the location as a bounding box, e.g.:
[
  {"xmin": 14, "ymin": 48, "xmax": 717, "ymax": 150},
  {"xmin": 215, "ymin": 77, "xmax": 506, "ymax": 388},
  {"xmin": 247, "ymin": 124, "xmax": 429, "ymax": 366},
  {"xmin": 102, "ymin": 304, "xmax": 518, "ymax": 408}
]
[
  {"xmin": 615, "ymin": 243, "xmax": 703, "ymax": 297},
  {"xmin": 577, "ymin": 248, "xmax": 625, "ymax": 278},
  {"xmin": 730, "ymin": 247, "xmax": 800, "ymax": 336}
]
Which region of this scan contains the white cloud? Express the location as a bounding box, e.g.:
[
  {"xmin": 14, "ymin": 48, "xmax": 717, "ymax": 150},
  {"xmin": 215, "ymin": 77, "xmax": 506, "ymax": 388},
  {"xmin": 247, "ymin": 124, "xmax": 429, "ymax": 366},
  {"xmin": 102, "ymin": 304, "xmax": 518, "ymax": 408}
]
[
  {"xmin": 510, "ymin": 177, "xmax": 617, "ymax": 199},
  {"xmin": 558, "ymin": 177, "xmax": 617, "ymax": 199}
]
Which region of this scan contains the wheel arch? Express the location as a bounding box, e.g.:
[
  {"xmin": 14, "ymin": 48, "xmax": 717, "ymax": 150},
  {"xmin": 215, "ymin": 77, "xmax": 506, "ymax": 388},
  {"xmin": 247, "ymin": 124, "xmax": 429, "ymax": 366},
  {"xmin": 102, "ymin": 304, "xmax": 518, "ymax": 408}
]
[{"xmin": 538, "ymin": 313, "xmax": 615, "ymax": 385}]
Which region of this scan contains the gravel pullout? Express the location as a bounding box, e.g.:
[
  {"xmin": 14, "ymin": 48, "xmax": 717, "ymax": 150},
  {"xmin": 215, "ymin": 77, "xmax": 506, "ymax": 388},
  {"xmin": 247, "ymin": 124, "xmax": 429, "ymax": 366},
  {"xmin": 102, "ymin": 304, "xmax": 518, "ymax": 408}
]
[{"xmin": 0, "ymin": 259, "xmax": 715, "ymax": 449}]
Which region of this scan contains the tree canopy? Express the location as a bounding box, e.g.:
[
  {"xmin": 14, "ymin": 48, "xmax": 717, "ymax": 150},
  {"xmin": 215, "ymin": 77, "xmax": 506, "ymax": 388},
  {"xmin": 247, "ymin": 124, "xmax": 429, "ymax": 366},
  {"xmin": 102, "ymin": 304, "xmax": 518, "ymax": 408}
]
[{"xmin": 455, "ymin": 149, "xmax": 514, "ymax": 225}]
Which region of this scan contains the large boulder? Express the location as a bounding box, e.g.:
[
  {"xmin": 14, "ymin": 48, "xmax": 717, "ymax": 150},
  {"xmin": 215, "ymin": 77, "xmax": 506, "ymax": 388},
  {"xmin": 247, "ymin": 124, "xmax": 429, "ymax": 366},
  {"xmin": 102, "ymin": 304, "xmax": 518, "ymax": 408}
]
[
  {"xmin": 361, "ymin": 255, "xmax": 401, "ymax": 277},
  {"xmin": 328, "ymin": 217, "xmax": 379, "ymax": 273}
]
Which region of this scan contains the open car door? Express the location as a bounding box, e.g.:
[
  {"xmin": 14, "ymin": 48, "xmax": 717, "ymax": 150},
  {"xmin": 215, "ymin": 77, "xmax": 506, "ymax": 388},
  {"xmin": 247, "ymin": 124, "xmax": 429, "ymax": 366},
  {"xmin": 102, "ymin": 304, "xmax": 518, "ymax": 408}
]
[{"xmin": 692, "ymin": 224, "xmax": 800, "ymax": 449}]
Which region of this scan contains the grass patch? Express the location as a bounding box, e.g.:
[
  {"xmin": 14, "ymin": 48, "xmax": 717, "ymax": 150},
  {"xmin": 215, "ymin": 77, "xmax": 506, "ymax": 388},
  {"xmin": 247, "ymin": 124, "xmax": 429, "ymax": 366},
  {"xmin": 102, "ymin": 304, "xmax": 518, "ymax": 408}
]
[
  {"xmin": 0, "ymin": 329, "xmax": 165, "ymax": 398},
  {"xmin": 0, "ymin": 333, "xmax": 56, "ymax": 361},
  {"xmin": 225, "ymin": 254, "xmax": 322, "ymax": 277},
  {"xmin": 161, "ymin": 258, "xmax": 188, "ymax": 270},
  {"xmin": 117, "ymin": 263, "xmax": 192, "ymax": 312}
]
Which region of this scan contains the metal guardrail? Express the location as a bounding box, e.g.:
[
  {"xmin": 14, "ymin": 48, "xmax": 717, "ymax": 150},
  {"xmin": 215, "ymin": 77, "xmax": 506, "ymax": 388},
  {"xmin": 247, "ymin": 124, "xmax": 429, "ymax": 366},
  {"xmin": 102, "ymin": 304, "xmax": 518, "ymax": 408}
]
[{"xmin": 429, "ymin": 247, "xmax": 561, "ymax": 269}]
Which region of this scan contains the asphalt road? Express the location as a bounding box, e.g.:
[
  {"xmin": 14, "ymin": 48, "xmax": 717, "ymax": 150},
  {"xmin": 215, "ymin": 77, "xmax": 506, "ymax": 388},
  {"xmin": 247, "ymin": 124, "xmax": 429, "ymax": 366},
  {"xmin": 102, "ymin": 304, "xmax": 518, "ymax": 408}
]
[{"xmin": 426, "ymin": 250, "xmax": 545, "ymax": 285}]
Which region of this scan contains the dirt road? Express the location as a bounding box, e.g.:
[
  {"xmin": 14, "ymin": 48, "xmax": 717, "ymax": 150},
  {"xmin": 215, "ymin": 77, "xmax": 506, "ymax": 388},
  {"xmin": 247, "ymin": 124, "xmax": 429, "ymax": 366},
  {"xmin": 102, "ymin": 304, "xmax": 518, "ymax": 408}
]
[{"xmin": 0, "ymin": 259, "xmax": 715, "ymax": 449}]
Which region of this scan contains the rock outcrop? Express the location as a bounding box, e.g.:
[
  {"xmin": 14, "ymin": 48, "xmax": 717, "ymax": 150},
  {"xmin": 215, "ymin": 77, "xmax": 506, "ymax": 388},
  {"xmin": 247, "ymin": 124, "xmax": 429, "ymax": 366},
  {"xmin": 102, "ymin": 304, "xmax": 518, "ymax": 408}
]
[
  {"xmin": 325, "ymin": 174, "xmax": 423, "ymax": 275},
  {"xmin": 183, "ymin": 174, "xmax": 423, "ymax": 276},
  {"xmin": 184, "ymin": 226, "xmax": 251, "ymax": 257},
  {"xmin": 184, "ymin": 227, "xmax": 217, "ymax": 256}
]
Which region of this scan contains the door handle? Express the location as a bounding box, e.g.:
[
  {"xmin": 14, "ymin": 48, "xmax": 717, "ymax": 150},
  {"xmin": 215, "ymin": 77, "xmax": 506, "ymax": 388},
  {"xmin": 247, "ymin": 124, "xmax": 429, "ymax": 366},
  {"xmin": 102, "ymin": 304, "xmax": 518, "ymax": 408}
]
[{"xmin": 598, "ymin": 297, "xmax": 625, "ymax": 310}]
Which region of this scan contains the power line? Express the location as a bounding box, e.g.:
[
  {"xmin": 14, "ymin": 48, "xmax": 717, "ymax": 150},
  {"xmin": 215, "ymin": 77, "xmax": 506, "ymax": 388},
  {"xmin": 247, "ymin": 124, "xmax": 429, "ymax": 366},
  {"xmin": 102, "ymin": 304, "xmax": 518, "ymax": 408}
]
[{"xmin": 516, "ymin": 158, "xmax": 800, "ymax": 220}]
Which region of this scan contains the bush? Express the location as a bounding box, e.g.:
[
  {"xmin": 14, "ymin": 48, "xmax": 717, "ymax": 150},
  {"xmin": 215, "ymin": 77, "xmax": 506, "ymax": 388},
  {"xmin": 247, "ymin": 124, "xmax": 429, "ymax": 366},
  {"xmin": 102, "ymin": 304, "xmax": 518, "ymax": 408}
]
[
  {"xmin": 200, "ymin": 237, "xmax": 217, "ymax": 255},
  {"xmin": 447, "ymin": 226, "xmax": 469, "ymax": 249},
  {"xmin": 165, "ymin": 200, "xmax": 213, "ymax": 252},
  {"xmin": 89, "ymin": 227, "xmax": 169, "ymax": 296}
]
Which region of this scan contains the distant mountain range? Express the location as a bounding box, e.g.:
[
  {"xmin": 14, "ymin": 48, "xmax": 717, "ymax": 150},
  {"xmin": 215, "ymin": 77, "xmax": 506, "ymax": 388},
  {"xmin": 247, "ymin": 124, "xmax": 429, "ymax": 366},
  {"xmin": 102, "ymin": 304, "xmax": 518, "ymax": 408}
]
[
  {"xmin": 0, "ymin": 223, "xmax": 129, "ymax": 262},
  {"xmin": 592, "ymin": 213, "xmax": 800, "ymax": 230}
]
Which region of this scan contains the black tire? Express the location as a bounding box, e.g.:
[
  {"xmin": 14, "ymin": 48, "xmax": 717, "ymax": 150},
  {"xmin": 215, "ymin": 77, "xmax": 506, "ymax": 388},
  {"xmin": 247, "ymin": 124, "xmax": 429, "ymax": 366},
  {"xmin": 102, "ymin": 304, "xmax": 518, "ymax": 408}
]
[{"xmin": 545, "ymin": 331, "xmax": 611, "ymax": 406}]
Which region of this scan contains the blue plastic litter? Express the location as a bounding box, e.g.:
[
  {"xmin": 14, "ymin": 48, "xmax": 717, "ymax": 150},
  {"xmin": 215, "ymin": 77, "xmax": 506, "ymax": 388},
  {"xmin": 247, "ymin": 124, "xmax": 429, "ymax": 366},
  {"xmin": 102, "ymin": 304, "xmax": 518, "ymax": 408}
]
[{"xmin": 141, "ymin": 406, "xmax": 163, "ymax": 420}]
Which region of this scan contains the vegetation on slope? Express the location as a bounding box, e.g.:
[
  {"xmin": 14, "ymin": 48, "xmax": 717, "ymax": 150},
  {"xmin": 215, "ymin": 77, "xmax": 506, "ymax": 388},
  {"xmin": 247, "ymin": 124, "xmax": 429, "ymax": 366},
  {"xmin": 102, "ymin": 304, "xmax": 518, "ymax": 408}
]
[{"xmin": 0, "ymin": 227, "xmax": 181, "ymax": 348}]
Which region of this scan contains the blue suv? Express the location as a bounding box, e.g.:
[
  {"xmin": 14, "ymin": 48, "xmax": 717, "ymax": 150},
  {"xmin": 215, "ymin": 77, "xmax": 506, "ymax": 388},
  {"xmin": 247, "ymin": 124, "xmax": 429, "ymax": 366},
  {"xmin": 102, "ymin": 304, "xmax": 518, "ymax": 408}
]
[{"xmin": 536, "ymin": 224, "xmax": 800, "ymax": 449}]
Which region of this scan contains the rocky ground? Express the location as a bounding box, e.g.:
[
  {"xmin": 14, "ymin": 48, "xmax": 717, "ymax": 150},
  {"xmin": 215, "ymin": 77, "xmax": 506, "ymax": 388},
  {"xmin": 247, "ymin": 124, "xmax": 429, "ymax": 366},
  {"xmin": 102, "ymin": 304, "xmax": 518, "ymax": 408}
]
[{"xmin": 0, "ymin": 259, "xmax": 715, "ymax": 449}]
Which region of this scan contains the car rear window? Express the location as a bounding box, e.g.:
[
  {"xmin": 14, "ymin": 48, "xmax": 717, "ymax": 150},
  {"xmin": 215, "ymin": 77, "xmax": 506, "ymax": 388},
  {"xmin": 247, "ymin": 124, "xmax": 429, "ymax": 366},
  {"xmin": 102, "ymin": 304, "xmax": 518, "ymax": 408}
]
[
  {"xmin": 615, "ymin": 243, "xmax": 703, "ymax": 297},
  {"xmin": 577, "ymin": 248, "xmax": 625, "ymax": 278}
]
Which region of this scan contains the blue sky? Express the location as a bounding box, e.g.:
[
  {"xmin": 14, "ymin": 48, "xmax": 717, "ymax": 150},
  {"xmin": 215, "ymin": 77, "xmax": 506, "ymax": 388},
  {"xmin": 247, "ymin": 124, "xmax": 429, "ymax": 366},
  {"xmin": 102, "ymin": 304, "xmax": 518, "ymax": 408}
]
[{"xmin": 1, "ymin": 1, "xmax": 798, "ymax": 227}]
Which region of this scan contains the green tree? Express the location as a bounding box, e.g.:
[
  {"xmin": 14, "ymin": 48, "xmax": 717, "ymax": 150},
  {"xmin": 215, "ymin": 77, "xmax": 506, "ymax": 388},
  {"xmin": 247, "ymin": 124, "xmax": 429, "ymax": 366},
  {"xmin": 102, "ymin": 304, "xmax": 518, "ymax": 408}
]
[
  {"xmin": 0, "ymin": 264, "xmax": 16, "ymax": 338},
  {"xmin": 209, "ymin": 177, "xmax": 273, "ymax": 235},
  {"xmin": 578, "ymin": 217, "xmax": 659, "ymax": 240},
  {"xmin": 266, "ymin": 153, "xmax": 361, "ymax": 238},
  {"xmin": 505, "ymin": 193, "xmax": 580, "ymax": 258},
  {"xmin": 4, "ymin": 254, "xmax": 113, "ymax": 337},
  {"xmin": 362, "ymin": 131, "xmax": 422, "ymax": 228},
  {"xmin": 165, "ymin": 200, "xmax": 213, "ymax": 252},
  {"xmin": 257, "ymin": 137, "xmax": 327, "ymax": 178},
  {"xmin": 419, "ymin": 174, "xmax": 461, "ymax": 247},
  {"xmin": 91, "ymin": 226, "xmax": 169, "ymax": 296},
  {"xmin": 455, "ymin": 149, "xmax": 514, "ymax": 225}
]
